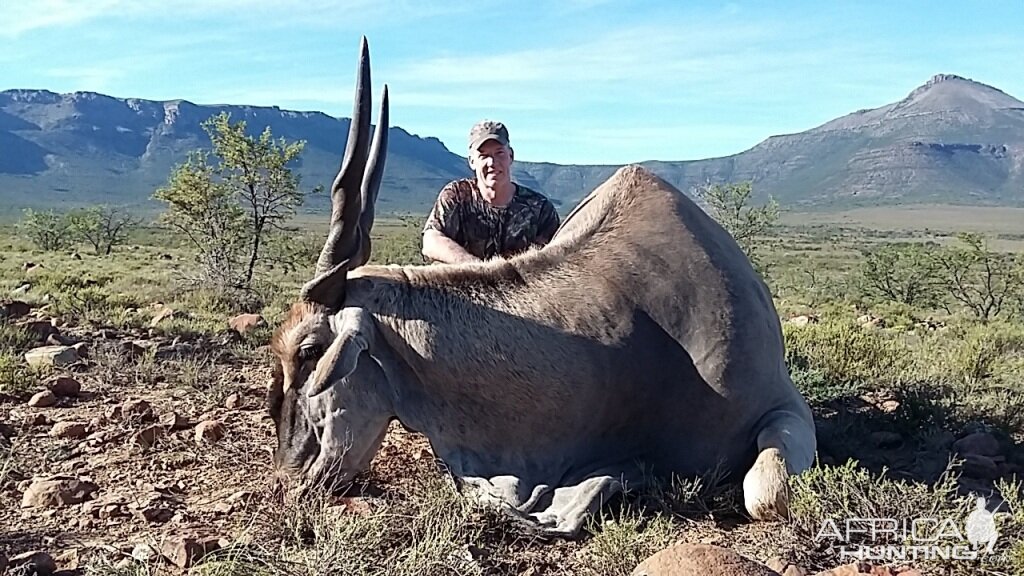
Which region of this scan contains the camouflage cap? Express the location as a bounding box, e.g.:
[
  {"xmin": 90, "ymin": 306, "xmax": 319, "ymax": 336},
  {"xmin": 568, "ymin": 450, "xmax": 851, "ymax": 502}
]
[{"xmin": 468, "ymin": 120, "xmax": 510, "ymax": 150}]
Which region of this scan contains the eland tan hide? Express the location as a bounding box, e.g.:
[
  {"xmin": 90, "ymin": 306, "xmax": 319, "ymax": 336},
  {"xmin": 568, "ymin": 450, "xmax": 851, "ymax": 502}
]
[{"xmin": 266, "ymin": 36, "xmax": 817, "ymax": 538}]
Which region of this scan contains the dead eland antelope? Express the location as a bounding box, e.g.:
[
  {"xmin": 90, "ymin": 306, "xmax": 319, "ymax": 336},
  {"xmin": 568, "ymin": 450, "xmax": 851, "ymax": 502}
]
[{"xmin": 267, "ymin": 36, "xmax": 817, "ymax": 538}]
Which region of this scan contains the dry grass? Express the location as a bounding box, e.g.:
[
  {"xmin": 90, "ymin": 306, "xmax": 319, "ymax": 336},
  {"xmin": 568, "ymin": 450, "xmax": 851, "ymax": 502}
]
[{"xmin": 1, "ymin": 219, "xmax": 1023, "ymax": 575}]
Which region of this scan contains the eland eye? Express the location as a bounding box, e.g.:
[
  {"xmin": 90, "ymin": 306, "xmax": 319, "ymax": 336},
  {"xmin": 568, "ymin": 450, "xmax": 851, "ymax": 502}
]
[{"xmin": 298, "ymin": 344, "xmax": 324, "ymax": 363}]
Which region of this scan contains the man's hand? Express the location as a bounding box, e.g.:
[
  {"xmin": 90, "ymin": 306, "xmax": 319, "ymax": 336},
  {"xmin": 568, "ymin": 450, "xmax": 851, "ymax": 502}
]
[{"xmin": 422, "ymin": 229, "xmax": 481, "ymax": 264}]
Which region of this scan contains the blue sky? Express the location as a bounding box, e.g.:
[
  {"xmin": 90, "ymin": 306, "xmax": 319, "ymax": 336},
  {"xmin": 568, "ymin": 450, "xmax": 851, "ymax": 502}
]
[{"xmin": 2, "ymin": 0, "xmax": 1023, "ymax": 165}]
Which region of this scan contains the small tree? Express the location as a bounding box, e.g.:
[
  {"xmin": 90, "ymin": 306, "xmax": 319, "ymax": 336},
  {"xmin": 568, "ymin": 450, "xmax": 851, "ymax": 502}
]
[
  {"xmin": 154, "ymin": 112, "xmax": 313, "ymax": 289},
  {"xmin": 154, "ymin": 150, "xmax": 249, "ymax": 288},
  {"xmin": 204, "ymin": 112, "xmax": 310, "ymax": 285},
  {"xmin": 66, "ymin": 205, "xmax": 140, "ymax": 255},
  {"xmin": 19, "ymin": 208, "xmax": 70, "ymax": 251},
  {"xmin": 694, "ymin": 180, "xmax": 779, "ymax": 277},
  {"xmin": 936, "ymin": 232, "xmax": 1024, "ymax": 321},
  {"xmin": 858, "ymin": 242, "xmax": 943, "ymax": 308}
]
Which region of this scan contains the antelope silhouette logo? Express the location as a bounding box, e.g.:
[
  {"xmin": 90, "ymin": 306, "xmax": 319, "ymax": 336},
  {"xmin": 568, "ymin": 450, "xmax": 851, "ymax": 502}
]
[{"xmin": 965, "ymin": 497, "xmax": 999, "ymax": 554}]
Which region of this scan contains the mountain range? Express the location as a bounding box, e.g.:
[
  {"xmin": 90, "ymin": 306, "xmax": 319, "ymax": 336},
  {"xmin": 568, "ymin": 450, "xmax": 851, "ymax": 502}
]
[{"xmin": 2, "ymin": 73, "xmax": 1023, "ymax": 216}]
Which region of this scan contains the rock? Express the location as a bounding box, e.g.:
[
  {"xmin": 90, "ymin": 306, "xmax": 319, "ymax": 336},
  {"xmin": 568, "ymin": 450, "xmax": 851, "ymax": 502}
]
[
  {"xmin": 632, "ymin": 543, "xmax": 780, "ymax": 576},
  {"xmin": 229, "ymin": 313, "xmax": 265, "ymax": 335},
  {"xmin": 53, "ymin": 548, "xmax": 80, "ymax": 571},
  {"xmin": 21, "ymin": 320, "xmax": 58, "ymax": 342},
  {"xmin": 228, "ymin": 490, "xmax": 253, "ymax": 503},
  {"xmin": 49, "ymin": 421, "xmax": 89, "ymax": 439},
  {"xmin": 156, "ymin": 341, "xmax": 195, "ymax": 360},
  {"xmin": 961, "ymin": 453, "xmax": 1001, "ymax": 480},
  {"xmin": 133, "ymin": 425, "xmax": 166, "ymax": 449},
  {"xmin": 194, "ymin": 420, "xmax": 226, "ymax": 444},
  {"xmin": 224, "ymin": 393, "xmax": 243, "ymax": 410},
  {"xmin": 139, "ymin": 505, "xmax": 173, "ymax": 524},
  {"xmin": 7, "ymin": 550, "xmax": 56, "ymax": 575},
  {"xmin": 160, "ymin": 536, "xmax": 221, "ymax": 569},
  {"xmin": 767, "ymin": 558, "xmax": 807, "ymax": 576},
  {"xmin": 104, "ymin": 405, "xmax": 123, "ymax": 421},
  {"xmin": 123, "ymin": 339, "xmax": 157, "ymax": 357},
  {"xmin": 856, "ymin": 314, "xmax": 884, "ymax": 327},
  {"xmin": 28, "ymin": 390, "xmax": 57, "ymax": 408},
  {"xmin": 0, "ymin": 300, "xmax": 31, "ymax": 319},
  {"xmin": 21, "ymin": 476, "xmax": 99, "ymax": 508},
  {"xmin": 121, "ymin": 399, "xmax": 154, "ymax": 420},
  {"xmin": 218, "ymin": 329, "xmax": 244, "ymax": 346},
  {"xmin": 46, "ymin": 376, "xmax": 81, "ymax": 398},
  {"xmin": 71, "ymin": 341, "xmax": 89, "ymax": 358},
  {"xmin": 869, "ymin": 431, "xmax": 902, "ymax": 448},
  {"xmin": 786, "ymin": 315, "xmax": 816, "ymax": 327},
  {"xmin": 878, "ymin": 400, "xmax": 900, "ymax": 413},
  {"xmin": 149, "ymin": 306, "xmax": 175, "ymax": 327},
  {"xmin": 132, "ymin": 543, "xmax": 156, "ymax": 563},
  {"xmin": 23, "ymin": 413, "xmax": 49, "ymax": 427},
  {"xmin": 953, "ymin": 432, "xmax": 1000, "ymax": 457},
  {"xmin": 81, "ymin": 499, "xmax": 102, "ymax": 517},
  {"xmin": 24, "ymin": 345, "xmax": 79, "ymax": 368},
  {"xmin": 0, "ymin": 552, "xmax": 6, "ymax": 573},
  {"xmin": 12, "ymin": 282, "xmax": 31, "ymax": 295},
  {"xmin": 46, "ymin": 333, "xmax": 74, "ymax": 346},
  {"xmin": 0, "ymin": 421, "xmax": 14, "ymax": 440},
  {"xmin": 99, "ymin": 502, "xmax": 127, "ymax": 519},
  {"xmin": 924, "ymin": 430, "xmax": 955, "ymax": 452},
  {"xmin": 159, "ymin": 411, "xmax": 190, "ymax": 430}
]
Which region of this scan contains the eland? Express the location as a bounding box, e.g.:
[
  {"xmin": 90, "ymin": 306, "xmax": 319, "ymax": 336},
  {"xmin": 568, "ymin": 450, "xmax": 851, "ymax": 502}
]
[{"xmin": 267, "ymin": 36, "xmax": 817, "ymax": 537}]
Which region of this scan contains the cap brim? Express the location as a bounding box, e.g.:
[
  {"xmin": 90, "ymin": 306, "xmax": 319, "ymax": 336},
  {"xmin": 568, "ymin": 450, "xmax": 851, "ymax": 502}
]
[{"xmin": 469, "ymin": 135, "xmax": 509, "ymax": 150}]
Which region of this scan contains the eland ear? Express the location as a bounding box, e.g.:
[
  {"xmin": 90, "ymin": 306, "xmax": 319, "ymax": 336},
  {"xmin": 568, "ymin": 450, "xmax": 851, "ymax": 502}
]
[{"xmin": 307, "ymin": 311, "xmax": 372, "ymax": 397}]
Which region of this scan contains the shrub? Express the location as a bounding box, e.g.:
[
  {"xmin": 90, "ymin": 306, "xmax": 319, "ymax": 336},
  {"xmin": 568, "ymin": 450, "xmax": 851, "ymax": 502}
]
[
  {"xmin": 18, "ymin": 208, "xmax": 71, "ymax": 251},
  {"xmin": 783, "ymin": 318, "xmax": 914, "ymax": 390},
  {"xmin": 857, "ymin": 242, "xmax": 943, "ymax": 308}
]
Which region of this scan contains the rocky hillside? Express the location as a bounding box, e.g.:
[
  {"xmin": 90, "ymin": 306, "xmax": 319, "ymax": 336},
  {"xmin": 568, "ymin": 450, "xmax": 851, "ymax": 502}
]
[{"xmin": 2, "ymin": 73, "xmax": 1023, "ymax": 214}]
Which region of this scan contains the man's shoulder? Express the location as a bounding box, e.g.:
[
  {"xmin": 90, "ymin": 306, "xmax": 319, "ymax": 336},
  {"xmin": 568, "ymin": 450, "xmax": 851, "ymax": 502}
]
[
  {"xmin": 440, "ymin": 178, "xmax": 478, "ymax": 201},
  {"xmin": 513, "ymin": 184, "xmax": 555, "ymax": 209}
]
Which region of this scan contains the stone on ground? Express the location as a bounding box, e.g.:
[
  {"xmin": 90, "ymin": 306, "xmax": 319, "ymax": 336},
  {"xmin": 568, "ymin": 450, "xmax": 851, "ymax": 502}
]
[{"xmin": 632, "ymin": 543, "xmax": 780, "ymax": 576}]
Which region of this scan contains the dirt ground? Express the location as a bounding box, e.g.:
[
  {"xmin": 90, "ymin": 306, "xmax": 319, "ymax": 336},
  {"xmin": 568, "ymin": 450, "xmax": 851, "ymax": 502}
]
[{"xmin": 2, "ymin": 303, "xmax": 1022, "ymax": 575}]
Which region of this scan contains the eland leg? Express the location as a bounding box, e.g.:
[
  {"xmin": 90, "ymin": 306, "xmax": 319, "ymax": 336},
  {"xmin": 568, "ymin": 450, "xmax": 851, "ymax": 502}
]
[{"xmin": 742, "ymin": 406, "xmax": 816, "ymax": 520}]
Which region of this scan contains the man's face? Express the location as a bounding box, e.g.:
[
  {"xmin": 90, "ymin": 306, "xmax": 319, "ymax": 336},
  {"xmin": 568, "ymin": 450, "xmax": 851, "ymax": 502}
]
[{"xmin": 470, "ymin": 139, "xmax": 513, "ymax": 189}]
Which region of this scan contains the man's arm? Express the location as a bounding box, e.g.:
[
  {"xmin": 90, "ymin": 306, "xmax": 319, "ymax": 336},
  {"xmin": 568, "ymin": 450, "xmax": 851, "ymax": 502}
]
[
  {"xmin": 422, "ymin": 229, "xmax": 480, "ymax": 264},
  {"xmin": 535, "ymin": 199, "xmax": 562, "ymax": 245},
  {"xmin": 421, "ymin": 184, "xmax": 481, "ymax": 264}
]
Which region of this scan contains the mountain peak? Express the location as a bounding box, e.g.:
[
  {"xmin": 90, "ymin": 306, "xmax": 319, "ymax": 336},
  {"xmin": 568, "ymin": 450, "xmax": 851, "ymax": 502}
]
[
  {"xmin": 906, "ymin": 73, "xmax": 1014, "ymax": 100},
  {"xmin": 811, "ymin": 72, "xmax": 1024, "ymax": 134},
  {"xmin": 925, "ymin": 73, "xmax": 970, "ymax": 85},
  {"xmin": 895, "ymin": 72, "xmax": 1024, "ymax": 114}
]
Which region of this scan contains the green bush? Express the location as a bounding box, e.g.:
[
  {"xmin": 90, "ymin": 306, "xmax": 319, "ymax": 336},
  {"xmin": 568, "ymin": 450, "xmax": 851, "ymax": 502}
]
[
  {"xmin": 0, "ymin": 350, "xmax": 34, "ymax": 395},
  {"xmin": 0, "ymin": 322, "xmax": 36, "ymax": 351},
  {"xmin": 783, "ymin": 318, "xmax": 914, "ymax": 391},
  {"xmin": 932, "ymin": 320, "xmax": 1024, "ymax": 386}
]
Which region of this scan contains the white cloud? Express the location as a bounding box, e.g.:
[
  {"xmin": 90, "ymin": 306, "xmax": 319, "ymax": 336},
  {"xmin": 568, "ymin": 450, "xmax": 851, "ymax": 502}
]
[
  {"xmin": 0, "ymin": 0, "xmax": 123, "ymax": 37},
  {"xmin": 42, "ymin": 66, "xmax": 128, "ymax": 92},
  {"xmin": 0, "ymin": 0, "xmax": 466, "ymax": 37}
]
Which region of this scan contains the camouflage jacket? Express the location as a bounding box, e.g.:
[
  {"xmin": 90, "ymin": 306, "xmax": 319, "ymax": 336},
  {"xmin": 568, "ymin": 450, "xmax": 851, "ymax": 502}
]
[{"xmin": 423, "ymin": 179, "xmax": 561, "ymax": 261}]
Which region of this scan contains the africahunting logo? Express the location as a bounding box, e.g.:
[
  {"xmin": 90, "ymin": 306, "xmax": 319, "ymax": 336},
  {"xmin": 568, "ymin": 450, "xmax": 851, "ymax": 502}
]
[{"xmin": 815, "ymin": 496, "xmax": 1013, "ymax": 562}]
